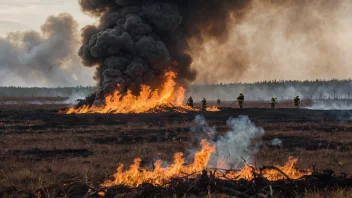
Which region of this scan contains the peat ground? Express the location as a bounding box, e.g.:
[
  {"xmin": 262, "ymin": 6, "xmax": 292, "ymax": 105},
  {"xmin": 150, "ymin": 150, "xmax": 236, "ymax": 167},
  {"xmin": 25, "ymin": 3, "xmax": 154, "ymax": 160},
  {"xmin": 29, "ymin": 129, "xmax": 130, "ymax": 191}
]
[{"xmin": 0, "ymin": 102, "xmax": 352, "ymax": 197}]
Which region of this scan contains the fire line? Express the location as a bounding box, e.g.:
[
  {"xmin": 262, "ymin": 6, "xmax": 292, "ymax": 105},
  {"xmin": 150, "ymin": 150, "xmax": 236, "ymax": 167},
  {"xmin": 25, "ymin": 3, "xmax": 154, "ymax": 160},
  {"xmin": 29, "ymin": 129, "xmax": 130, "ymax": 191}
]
[
  {"xmin": 59, "ymin": 71, "xmax": 219, "ymax": 114},
  {"xmin": 102, "ymin": 139, "xmax": 311, "ymax": 187}
]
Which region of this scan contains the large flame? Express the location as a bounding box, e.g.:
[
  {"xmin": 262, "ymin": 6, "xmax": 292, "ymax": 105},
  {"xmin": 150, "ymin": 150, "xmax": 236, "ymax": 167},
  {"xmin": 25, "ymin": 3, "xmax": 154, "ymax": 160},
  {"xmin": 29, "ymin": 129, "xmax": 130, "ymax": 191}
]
[
  {"xmin": 60, "ymin": 71, "xmax": 219, "ymax": 114},
  {"xmin": 102, "ymin": 139, "xmax": 311, "ymax": 188}
]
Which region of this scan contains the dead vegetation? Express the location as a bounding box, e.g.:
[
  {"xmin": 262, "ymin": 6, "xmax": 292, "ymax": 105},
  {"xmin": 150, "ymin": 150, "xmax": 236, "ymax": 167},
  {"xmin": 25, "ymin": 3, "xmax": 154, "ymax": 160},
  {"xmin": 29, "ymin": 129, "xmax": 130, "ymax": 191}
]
[{"xmin": 0, "ymin": 103, "xmax": 352, "ymax": 197}]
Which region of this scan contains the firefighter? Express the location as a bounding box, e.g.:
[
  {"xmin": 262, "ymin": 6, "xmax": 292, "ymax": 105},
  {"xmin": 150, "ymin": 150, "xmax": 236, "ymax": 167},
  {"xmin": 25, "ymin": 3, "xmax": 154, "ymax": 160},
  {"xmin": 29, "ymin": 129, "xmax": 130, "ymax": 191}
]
[
  {"xmin": 269, "ymin": 97, "xmax": 277, "ymax": 109},
  {"xmin": 187, "ymin": 96, "xmax": 194, "ymax": 108},
  {"xmin": 293, "ymin": 96, "xmax": 300, "ymax": 108},
  {"xmin": 201, "ymin": 98, "xmax": 207, "ymax": 111},
  {"xmin": 237, "ymin": 92, "xmax": 245, "ymax": 109},
  {"xmin": 217, "ymin": 98, "xmax": 221, "ymax": 105}
]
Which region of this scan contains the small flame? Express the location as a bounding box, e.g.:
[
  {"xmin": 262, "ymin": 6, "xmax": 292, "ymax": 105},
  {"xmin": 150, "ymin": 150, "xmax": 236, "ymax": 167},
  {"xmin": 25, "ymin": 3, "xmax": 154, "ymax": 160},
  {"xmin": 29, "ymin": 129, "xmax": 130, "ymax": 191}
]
[
  {"xmin": 223, "ymin": 156, "xmax": 309, "ymax": 180},
  {"xmin": 206, "ymin": 106, "xmax": 220, "ymax": 112},
  {"xmin": 59, "ymin": 71, "xmax": 219, "ymax": 114},
  {"xmin": 102, "ymin": 139, "xmax": 311, "ymax": 188},
  {"xmin": 102, "ymin": 139, "xmax": 215, "ymax": 187}
]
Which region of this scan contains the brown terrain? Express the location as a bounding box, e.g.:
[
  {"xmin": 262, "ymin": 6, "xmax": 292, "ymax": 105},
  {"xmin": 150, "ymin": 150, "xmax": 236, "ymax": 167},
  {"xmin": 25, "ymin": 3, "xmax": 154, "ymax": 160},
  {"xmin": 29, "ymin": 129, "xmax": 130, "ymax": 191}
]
[{"xmin": 0, "ymin": 98, "xmax": 352, "ymax": 197}]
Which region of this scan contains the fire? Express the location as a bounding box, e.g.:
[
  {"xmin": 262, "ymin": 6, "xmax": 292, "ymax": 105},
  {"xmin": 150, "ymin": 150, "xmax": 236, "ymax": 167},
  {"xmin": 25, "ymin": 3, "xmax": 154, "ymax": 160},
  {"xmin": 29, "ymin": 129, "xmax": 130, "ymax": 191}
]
[
  {"xmin": 221, "ymin": 156, "xmax": 309, "ymax": 181},
  {"xmin": 102, "ymin": 139, "xmax": 215, "ymax": 187},
  {"xmin": 102, "ymin": 140, "xmax": 311, "ymax": 188},
  {"xmin": 206, "ymin": 106, "xmax": 220, "ymax": 112},
  {"xmin": 60, "ymin": 71, "xmax": 219, "ymax": 114}
]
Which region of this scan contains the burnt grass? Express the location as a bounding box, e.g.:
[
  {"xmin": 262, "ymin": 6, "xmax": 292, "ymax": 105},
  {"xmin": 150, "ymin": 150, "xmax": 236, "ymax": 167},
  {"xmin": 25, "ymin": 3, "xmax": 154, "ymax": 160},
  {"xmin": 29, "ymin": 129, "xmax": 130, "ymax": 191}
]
[{"xmin": 1, "ymin": 102, "xmax": 352, "ymax": 197}]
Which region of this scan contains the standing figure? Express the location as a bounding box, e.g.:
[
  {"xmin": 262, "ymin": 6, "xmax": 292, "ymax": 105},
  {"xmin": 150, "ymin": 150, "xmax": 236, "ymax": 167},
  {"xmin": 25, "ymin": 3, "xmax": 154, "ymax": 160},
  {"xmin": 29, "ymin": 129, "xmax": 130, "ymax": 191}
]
[
  {"xmin": 201, "ymin": 98, "xmax": 207, "ymax": 111},
  {"xmin": 217, "ymin": 98, "xmax": 221, "ymax": 105},
  {"xmin": 269, "ymin": 97, "xmax": 277, "ymax": 109},
  {"xmin": 187, "ymin": 96, "xmax": 194, "ymax": 108},
  {"xmin": 293, "ymin": 96, "xmax": 300, "ymax": 108},
  {"xmin": 237, "ymin": 92, "xmax": 245, "ymax": 109}
]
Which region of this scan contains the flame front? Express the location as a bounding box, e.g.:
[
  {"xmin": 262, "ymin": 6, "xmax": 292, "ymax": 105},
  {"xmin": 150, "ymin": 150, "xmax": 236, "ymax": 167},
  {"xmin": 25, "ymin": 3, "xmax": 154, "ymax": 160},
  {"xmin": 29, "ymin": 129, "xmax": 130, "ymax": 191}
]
[
  {"xmin": 221, "ymin": 156, "xmax": 309, "ymax": 181},
  {"xmin": 60, "ymin": 71, "xmax": 219, "ymax": 114},
  {"xmin": 102, "ymin": 140, "xmax": 311, "ymax": 188},
  {"xmin": 102, "ymin": 139, "xmax": 216, "ymax": 187}
]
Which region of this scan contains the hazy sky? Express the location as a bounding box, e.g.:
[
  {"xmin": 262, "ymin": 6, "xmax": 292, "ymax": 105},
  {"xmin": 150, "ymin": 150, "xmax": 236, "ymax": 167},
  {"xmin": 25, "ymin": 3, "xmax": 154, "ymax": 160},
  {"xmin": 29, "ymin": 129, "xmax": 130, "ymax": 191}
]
[
  {"xmin": 1, "ymin": 0, "xmax": 351, "ymax": 87},
  {"xmin": 0, "ymin": 0, "xmax": 93, "ymax": 36},
  {"xmin": 0, "ymin": 0, "xmax": 97, "ymax": 87}
]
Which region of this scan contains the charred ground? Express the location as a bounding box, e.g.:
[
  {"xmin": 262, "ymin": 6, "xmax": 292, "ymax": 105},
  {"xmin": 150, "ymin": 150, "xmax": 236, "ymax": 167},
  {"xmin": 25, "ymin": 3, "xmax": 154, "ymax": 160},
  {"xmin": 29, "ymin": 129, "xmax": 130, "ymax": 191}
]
[{"xmin": 1, "ymin": 101, "xmax": 352, "ymax": 197}]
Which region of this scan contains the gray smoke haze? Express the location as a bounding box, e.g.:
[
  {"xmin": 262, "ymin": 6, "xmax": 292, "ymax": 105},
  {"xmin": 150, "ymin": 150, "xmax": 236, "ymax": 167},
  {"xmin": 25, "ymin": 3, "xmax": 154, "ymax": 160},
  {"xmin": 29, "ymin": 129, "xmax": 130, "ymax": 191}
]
[
  {"xmin": 187, "ymin": 81, "xmax": 352, "ymax": 103},
  {"xmin": 192, "ymin": 0, "xmax": 352, "ymax": 84},
  {"xmin": 308, "ymin": 101, "xmax": 352, "ymax": 110},
  {"xmin": 191, "ymin": 115, "xmax": 216, "ymax": 137},
  {"xmin": 191, "ymin": 115, "xmax": 264, "ymax": 169},
  {"xmin": 0, "ymin": 13, "xmax": 94, "ymax": 87},
  {"xmin": 77, "ymin": 0, "xmax": 251, "ymax": 105},
  {"xmin": 213, "ymin": 116, "xmax": 264, "ymax": 169},
  {"xmin": 271, "ymin": 138, "xmax": 283, "ymax": 147}
]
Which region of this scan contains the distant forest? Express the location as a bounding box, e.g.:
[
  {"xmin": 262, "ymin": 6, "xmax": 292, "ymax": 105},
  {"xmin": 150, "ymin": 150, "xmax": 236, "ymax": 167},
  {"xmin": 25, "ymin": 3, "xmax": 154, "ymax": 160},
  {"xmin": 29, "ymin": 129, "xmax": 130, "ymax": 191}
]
[
  {"xmin": 189, "ymin": 79, "xmax": 352, "ymax": 101},
  {"xmin": 1, "ymin": 79, "xmax": 352, "ymax": 101},
  {"xmin": 0, "ymin": 86, "xmax": 96, "ymax": 98}
]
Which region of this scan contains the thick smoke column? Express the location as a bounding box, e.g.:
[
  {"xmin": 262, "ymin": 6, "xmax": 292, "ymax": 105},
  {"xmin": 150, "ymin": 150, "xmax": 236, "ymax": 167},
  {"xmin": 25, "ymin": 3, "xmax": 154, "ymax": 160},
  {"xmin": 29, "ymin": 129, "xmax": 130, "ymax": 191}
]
[
  {"xmin": 0, "ymin": 13, "xmax": 93, "ymax": 87},
  {"xmin": 78, "ymin": 0, "xmax": 251, "ymax": 105}
]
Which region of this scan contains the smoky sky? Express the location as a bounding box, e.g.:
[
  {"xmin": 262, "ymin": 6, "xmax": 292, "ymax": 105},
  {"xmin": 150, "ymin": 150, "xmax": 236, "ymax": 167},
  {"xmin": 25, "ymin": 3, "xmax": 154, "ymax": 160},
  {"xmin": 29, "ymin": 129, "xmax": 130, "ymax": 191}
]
[
  {"xmin": 1, "ymin": 0, "xmax": 349, "ymax": 88},
  {"xmin": 0, "ymin": 13, "xmax": 94, "ymax": 87},
  {"xmin": 192, "ymin": 0, "xmax": 352, "ymax": 84},
  {"xmin": 77, "ymin": 0, "xmax": 252, "ymax": 105}
]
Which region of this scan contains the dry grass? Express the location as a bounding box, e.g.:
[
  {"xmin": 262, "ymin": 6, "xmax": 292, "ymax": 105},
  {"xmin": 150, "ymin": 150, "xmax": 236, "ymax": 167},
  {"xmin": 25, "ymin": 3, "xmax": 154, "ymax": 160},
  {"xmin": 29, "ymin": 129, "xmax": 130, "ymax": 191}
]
[
  {"xmin": 0, "ymin": 103, "xmax": 352, "ymax": 196},
  {"xmin": 304, "ymin": 188, "xmax": 352, "ymax": 198}
]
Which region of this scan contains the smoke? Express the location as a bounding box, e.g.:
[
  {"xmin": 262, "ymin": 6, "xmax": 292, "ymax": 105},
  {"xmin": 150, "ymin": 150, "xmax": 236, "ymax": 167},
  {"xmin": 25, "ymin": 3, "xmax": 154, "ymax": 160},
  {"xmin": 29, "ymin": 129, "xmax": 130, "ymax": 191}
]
[
  {"xmin": 191, "ymin": 115, "xmax": 264, "ymax": 169},
  {"xmin": 213, "ymin": 116, "xmax": 264, "ymax": 169},
  {"xmin": 191, "ymin": 115, "xmax": 216, "ymax": 138},
  {"xmin": 0, "ymin": 13, "xmax": 94, "ymax": 87},
  {"xmin": 187, "ymin": 80, "xmax": 352, "ymax": 102},
  {"xmin": 308, "ymin": 100, "xmax": 352, "ymax": 110},
  {"xmin": 77, "ymin": 0, "xmax": 252, "ymax": 105},
  {"xmin": 192, "ymin": 0, "xmax": 352, "ymax": 84},
  {"xmin": 271, "ymin": 138, "xmax": 283, "ymax": 147},
  {"xmin": 335, "ymin": 111, "xmax": 352, "ymax": 121}
]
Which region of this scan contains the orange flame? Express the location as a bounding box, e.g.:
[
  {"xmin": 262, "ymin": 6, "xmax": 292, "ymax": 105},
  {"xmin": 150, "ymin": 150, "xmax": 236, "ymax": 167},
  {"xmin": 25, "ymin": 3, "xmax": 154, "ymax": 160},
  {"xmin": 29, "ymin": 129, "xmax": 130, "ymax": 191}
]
[
  {"xmin": 221, "ymin": 156, "xmax": 309, "ymax": 180},
  {"xmin": 60, "ymin": 71, "xmax": 219, "ymax": 114},
  {"xmin": 102, "ymin": 139, "xmax": 311, "ymax": 188},
  {"xmin": 102, "ymin": 139, "xmax": 215, "ymax": 187},
  {"xmin": 206, "ymin": 106, "xmax": 220, "ymax": 112}
]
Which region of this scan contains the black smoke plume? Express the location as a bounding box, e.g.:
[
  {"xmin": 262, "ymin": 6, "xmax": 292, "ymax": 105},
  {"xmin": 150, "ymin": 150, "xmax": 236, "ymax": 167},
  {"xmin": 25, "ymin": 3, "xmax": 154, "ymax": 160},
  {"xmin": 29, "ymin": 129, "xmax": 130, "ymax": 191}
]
[{"xmin": 78, "ymin": 0, "xmax": 251, "ymax": 105}]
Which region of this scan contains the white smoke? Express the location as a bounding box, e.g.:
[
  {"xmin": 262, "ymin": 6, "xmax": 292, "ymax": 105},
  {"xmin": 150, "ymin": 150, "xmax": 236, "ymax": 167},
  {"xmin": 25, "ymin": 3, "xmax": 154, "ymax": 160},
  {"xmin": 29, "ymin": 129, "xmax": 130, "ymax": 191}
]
[
  {"xmin": 190, "ymin": 115, "xmax": 264, "ymax": 169},
  {"xmin": 190, "ymin": 115, "xmax": 216, "ymax": 138},
  {"xmin": 308, "ymin": 100, "xmax": 352, "ymax": 110},
  {"xmin": 213, "ymin": 116, "xmax": 264, "ymax": 169},
  {"xmin": 271, "ymin": 138, "xmax": 282, "ymax": 147}
]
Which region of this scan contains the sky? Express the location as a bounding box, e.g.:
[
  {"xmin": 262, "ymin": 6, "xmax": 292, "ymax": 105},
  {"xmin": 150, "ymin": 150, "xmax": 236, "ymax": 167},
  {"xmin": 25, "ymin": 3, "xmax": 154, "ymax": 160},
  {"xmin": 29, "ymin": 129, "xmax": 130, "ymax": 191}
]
[
  {"xmin": 0, "ymin": 0, "xmax": 351, "ymax": 87},
  {"xmin": 0, "ymin": 0, "xmax": 93, "ymax": 36},
  {"xmin": 0, "ymin": 0, "xmax": 96, "ymax": 87}
]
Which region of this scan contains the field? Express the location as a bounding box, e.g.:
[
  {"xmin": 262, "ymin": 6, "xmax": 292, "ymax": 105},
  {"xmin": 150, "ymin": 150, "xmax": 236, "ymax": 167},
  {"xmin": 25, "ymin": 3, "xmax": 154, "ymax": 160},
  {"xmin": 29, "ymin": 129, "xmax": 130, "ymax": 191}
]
[{"xmin": 1, "ymin": 99, "xmax": 352, "ymax": 197}]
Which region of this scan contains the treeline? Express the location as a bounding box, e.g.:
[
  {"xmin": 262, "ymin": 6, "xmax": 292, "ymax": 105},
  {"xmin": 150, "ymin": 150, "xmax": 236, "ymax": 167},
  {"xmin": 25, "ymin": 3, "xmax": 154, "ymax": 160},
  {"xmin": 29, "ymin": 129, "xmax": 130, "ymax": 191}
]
[
  {"xmin": 1, "ymin": 79, "xmax": 352, "ymax": 100},
  {"xmin": 188, "ymin": 79, "xmax": 352, "ymax": 101},
  {"xmin": 0, "ymin": 86, "xmax": 96, "ymax": 98},
  {"xmin": 214, "ymin": 78, "xmax": 352, "ymax": 85}
]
